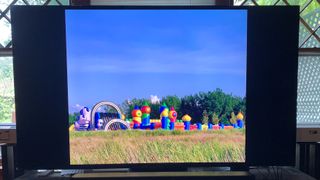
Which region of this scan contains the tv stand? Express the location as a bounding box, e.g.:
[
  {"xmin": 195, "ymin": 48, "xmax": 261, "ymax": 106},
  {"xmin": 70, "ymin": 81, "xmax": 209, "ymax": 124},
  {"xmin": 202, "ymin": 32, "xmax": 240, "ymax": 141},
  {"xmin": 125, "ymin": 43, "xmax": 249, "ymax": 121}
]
[
  {"xmin": 15, "ymin": 167, "xmax": 318, "ymax": 180},
  {"xmin": 14, "ymin": 169, "xmax": 254, "ymax": 180},
  {"xmin": 72, "ymin": 171, "xmax": 254, "ymax": 180},
  {"xmin": 128, "ymin": 165, "xmax": 248, "ymax": 172}
]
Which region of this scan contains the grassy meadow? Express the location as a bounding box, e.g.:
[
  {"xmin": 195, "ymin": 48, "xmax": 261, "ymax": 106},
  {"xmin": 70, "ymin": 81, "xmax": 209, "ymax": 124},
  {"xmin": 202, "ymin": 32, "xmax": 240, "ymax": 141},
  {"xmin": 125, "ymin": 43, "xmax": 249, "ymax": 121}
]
[{"xmin": 69, "ymin": 129, "xmax": 245, "ymax": 164}]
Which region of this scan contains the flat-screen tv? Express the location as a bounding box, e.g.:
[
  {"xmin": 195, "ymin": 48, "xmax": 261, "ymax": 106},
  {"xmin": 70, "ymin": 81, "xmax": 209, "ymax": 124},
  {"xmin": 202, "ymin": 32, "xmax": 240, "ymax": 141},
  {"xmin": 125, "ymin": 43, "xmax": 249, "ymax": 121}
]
[
  {"xmin": 11, "ymin": 6, "xmax": 299, "ymax": 170},
  {"xmin": 66, "ymin": 9, "xmax": 247, "ymax": 165}
]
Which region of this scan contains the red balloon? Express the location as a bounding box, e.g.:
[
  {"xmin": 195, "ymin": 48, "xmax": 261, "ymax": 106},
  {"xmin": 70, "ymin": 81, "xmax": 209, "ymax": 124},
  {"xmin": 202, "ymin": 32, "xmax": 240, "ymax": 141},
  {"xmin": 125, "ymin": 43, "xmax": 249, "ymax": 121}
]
[
  {"xmin": 132, "ymin": 109, "xmax": 142, "ymax": 117},
  {"xmin": 141, "ymin": 106, "xmax": 151, "ymax": 114}
]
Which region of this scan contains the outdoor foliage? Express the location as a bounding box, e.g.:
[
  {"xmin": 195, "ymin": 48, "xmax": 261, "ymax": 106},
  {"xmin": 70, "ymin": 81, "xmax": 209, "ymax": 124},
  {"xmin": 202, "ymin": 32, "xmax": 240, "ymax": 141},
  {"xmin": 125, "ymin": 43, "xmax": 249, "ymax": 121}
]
[
  {"xmin": 0, "ymin": 96, "xmax": 14, "ymax": 123},
  {"xmin": 0, "ymin": 58, "xmax": 15, "ymax": 123},
  {"xmin": 122, "ymin": 88, "xmax": 245, "ymax": 124},
  {"xmin": 212, "ymin": 112, "xmax": 220, "ymax": 125},
  {"xmin": 230, "ymin": 112, "xmax": 237, "ymax": 125},
  {"xmin": 202, "ymin": 110, "xmax": 209, "ymax": 124},
  {"xmin": 69, "ymin": 112, "xmax": 80, "ymax": 126}
]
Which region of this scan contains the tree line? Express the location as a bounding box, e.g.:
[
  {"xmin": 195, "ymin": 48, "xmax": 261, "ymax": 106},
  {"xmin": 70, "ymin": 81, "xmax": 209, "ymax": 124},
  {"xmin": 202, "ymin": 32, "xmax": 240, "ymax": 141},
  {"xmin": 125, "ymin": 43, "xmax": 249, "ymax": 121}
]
[{"xmin": 121, "ymin": 88, "xmax": 245, "ymax": 125}]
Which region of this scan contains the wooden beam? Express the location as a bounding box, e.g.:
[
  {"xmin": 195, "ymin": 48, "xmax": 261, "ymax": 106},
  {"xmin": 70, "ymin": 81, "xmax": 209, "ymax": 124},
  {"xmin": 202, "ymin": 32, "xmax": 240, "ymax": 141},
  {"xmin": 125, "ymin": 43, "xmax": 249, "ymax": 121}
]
[
  {"xmin": 70, "ymin": 0, "xmax": 90, "ymax": 6},
  {"xmin": 0, "ymin": 48, "xmax": 12, "ymax": 57},
  {"xmin": 299, "ymin": 48, "xmax": 320, "ymax": 56}
]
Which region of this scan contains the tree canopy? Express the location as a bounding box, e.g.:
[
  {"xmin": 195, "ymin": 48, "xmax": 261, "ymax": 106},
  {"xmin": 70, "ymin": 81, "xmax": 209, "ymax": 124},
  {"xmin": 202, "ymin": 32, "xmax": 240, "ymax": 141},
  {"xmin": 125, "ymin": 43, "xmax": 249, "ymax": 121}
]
[{"xmin": 122, "ymin": 88, "xmax": 245, "ymax": 125}]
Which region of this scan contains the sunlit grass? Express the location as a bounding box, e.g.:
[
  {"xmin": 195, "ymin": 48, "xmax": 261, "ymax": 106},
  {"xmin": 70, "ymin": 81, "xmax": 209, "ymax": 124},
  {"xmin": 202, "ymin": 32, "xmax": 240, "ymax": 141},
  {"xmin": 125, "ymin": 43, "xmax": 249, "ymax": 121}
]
[{"xmin": 70, "ymin": 129, "xmax": 245, "ymax": 164}]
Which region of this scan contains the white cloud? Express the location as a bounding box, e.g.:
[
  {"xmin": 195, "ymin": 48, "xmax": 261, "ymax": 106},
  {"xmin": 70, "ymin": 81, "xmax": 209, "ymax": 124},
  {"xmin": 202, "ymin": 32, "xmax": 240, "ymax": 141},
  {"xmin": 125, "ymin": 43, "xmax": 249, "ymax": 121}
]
[{"xmin": 150, "ymin": 95, "xmax": 160, "ymax": 104}]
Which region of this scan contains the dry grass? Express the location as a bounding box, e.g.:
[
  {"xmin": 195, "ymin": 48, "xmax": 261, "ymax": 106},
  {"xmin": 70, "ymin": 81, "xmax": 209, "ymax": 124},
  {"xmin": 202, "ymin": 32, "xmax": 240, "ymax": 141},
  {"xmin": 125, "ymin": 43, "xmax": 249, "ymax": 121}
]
[{"xmin": 69, "ymin": 129, "xmax": 245, "ymax": 164}]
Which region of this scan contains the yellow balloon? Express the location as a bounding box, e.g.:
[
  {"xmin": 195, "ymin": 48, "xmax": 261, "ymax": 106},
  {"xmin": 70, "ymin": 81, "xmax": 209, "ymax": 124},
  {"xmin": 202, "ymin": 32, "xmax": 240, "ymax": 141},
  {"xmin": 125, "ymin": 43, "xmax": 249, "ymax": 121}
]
[
  {"xmin": 133, "ymin": 117, "xmax": 141, "ymax": 123},
  {"xmin": 161, "ymin": 109, "xmax": 169, "ymax": 117},
  {"xmin": 69, "ymin": 124, "xmax": 75, "ymax": 131},
  {"xmin": 182, "ymin": 114, "xmax": 192, "ymax": 121},
  {"xmin": 237, "ymin": 112, "xmax": 244, "ymax": 120},
  {"xmin": 202, "ymin": 124, "xmax": 208, "ymax": 131}
]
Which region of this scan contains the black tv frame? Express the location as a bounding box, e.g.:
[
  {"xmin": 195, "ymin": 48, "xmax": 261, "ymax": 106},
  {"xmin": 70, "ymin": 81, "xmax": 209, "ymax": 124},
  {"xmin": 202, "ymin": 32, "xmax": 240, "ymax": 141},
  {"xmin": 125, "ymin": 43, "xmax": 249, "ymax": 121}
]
[{"xmin": 11, "ymin": 6, "xmax": 299, "ymax": 170}]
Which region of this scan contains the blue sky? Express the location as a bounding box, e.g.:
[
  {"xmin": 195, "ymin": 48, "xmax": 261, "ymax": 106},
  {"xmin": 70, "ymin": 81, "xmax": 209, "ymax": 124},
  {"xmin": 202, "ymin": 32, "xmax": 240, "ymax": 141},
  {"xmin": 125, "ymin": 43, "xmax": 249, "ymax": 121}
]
[{"xmin": 65, "ymin": 9, "xmax": 247, "ymax": 113}]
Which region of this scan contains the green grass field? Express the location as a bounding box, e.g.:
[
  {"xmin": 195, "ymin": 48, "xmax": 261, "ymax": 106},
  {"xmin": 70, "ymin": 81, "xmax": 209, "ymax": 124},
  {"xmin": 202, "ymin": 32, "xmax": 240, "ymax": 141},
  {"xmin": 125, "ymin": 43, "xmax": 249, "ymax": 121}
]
[{"xmin": 69, "ymin": 129, "xmax": 245, "ymax": 164}]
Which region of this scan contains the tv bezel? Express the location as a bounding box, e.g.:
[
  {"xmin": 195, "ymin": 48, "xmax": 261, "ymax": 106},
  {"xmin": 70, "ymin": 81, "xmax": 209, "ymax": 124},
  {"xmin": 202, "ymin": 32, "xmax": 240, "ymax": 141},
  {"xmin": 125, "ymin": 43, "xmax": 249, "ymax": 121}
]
[{"xmin": 11, "ymin": 5, "xmax": 298, "ymax": 170}]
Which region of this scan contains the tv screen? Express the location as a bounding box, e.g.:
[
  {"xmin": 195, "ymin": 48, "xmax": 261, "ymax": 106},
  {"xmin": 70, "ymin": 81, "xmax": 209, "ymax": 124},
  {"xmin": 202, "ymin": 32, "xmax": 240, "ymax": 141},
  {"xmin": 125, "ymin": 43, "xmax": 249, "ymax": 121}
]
[
  {"xmin": 11, "ymin": 6, "xmax": 298, "ymax": 169},
  {"xmin": 65, "ymin": 10, "xmax": 247, "ymax": 165}
]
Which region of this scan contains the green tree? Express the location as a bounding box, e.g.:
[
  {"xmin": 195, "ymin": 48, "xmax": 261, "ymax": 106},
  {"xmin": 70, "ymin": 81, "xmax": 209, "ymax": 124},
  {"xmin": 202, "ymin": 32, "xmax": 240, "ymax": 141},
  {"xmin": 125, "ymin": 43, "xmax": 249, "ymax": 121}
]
[
  {"xmin": 69, "ymin": 112, "xmax": 80, "ymax": 126},
  {"xmin": 212, "ymin": 112, "xmax": 219, "ymax": 125},
  {"xmin": 180, "ymin": 95, "xmax": 203, "ymax": 124},
  {"xmin": 220, "ymin": 113, "xmax": 229, "ymax": 125},
  {"xmin": 0, "ymin": 96, "xmax": 14, "ymax": 123},
  {"xmin": 201, "ymin": 110, "xmax": 209, "ymax": 124},
  {"xmin": 230, "ymin": 112, "xmax": 237, "ymax": 125},
  {"xmin": 0, "ymin": 58, "xmax": 15, "ymax": 123},
  {"xmin": 208, "ymin": 111, "xmax": 214, "ymax": 124}
]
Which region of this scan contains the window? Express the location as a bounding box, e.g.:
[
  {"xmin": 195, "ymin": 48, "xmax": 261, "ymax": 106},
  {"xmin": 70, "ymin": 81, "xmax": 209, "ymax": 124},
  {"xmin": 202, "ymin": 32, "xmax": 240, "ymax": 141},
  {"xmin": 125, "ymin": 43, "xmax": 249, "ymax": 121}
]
[
  {"xmin": 0, "ymin": 57, "xmax": 14, "ymax": 123},
  {"xmin": 0, "ymin": 0, "xmax": 69, "ymax": 123},
  {"xmin": 235, "ymin": 0, "xmax": 320, "ymax": 126},
  {"xmin": 297, "ymin": 56, "xmax": 320, "ymax": 126}
]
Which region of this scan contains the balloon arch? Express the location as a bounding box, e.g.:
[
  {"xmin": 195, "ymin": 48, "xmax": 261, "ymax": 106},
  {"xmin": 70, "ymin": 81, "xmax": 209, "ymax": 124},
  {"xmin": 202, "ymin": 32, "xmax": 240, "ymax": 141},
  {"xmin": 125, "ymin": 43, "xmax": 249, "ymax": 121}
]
[{"xmin": 90, "ymin": 101, "xmax": 130, "ymax": 130}]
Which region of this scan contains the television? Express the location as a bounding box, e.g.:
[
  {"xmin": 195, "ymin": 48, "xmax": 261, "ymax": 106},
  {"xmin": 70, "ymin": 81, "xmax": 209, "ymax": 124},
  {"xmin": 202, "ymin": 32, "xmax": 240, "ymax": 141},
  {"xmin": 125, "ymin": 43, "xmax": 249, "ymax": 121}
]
[{"xmin": 11, "ymin": 6, "xmax": 299, "ymax": 170}]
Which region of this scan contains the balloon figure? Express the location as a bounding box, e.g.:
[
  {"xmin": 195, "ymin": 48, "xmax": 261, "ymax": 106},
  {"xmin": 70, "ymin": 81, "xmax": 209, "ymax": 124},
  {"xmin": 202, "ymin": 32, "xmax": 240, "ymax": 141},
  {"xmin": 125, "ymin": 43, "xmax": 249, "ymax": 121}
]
[
  {"xmin": 169, "ymin": 106, "xmax": 177, "ymax": 130},
  {"xmin": 196, "ymin": 123, "xmax": 202, "ymax": 130},
  {"xmin": 75, "ymin": 107, "xmax": 91, "ymax": 131},
  {"xmin": 160, "ymin": 103, "xmax": 169, "ymax": 130},
  {"xmin": 94, "ymin": 112, "xmax": 104, "ymax": 130},
  {"xmin": 236, "ymin": 112, "xmax": 244, "ymax": 128},
  {"xmin": 141, "ymin": 102, "xmax": 151, "ymax": 128},
  {"xmin": 132, "ymin": 105, "xmax": 142, "ymax": 129},
  {"xmin": 182, "ymin": 114, "xmax": 192, "ymax": 130}
]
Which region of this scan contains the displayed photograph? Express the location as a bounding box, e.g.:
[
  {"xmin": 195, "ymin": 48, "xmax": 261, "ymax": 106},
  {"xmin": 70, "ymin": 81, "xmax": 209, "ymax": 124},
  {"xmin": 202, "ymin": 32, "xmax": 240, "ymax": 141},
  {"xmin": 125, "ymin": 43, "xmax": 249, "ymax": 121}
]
[{"xmin": 65, "ymin": 9, "xmax": 247, "ymax": 164}]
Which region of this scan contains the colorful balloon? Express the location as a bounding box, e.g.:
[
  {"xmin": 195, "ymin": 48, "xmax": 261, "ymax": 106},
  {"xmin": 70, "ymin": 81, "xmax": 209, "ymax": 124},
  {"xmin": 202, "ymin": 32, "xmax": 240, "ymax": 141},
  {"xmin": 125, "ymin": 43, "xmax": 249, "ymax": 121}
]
[
  {"xmin": 141, "ymin": 102, "xmax": 151, "ymax": 126},
  {"xmin": 236, "ymin": 112, "xmax": 244, "ymax": 120},
  {"xmin": 160, "ymin": 103, "xmax": 169, "ymax": 130},
  {"xmin": 182, "ymin": 114, "xmax": 192, "ymax": 122},
  {"xmin": 169, "ymin": 106, "xmax": 177, "ymax": 123},
  {"xmin": 236, "ymin": 112, "xmax": 244, "ymax": 128},
  {"xmin": 75, "ymin": 107, "xmax": 91, "ymax": 131},
  {"xmin": 132, "ymin": 105, "xmax": 142, "ymax": 127}
]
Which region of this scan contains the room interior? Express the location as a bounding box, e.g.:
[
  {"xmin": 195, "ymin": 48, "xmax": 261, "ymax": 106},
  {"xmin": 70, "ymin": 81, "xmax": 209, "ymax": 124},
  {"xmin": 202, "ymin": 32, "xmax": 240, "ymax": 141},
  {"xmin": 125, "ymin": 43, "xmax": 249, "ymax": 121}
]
[{"xmin": 0, "ymin": 0, "xmax": 319, "ymax": 180}]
